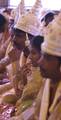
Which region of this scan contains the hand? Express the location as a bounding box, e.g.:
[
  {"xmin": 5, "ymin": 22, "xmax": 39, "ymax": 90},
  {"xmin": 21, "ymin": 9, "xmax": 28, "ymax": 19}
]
[{"xmin": 0, "ymin": 56, "xmax": 10, "ymax": 72}]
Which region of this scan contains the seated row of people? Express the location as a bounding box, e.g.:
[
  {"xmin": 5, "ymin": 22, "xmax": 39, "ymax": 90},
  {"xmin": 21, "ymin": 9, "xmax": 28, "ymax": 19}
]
[{"xmin": 0, "ymin": 0, "xmax": 61, "ymax": 120}]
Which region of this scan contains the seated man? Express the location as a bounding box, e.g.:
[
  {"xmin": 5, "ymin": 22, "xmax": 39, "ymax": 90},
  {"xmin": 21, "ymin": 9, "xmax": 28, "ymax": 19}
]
[{"xmin": 36, "ymin": 12, "xmax": 61, "ymax": 120}]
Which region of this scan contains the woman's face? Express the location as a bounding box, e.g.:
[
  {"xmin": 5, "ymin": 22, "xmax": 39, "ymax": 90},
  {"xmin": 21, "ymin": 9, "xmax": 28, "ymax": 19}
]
[
  {"xmin": 12, "ymin": 31, "xmax": 34, "ymax": 52},
  {"xmin": 38, "ymin": 52, "xmax": 60, "ymax": 79},
  {"xmin": 12, "ymin": 31, "xmax": 26, "ymax": 51},
  {"xmin": 29, "ymin": 46, "xmax": 41, "ymax": 67}
]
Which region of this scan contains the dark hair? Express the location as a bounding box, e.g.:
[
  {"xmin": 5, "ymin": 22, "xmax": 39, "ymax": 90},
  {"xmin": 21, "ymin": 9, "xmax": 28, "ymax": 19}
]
[
  {"xmin": 3, "ymin": 8, "xmax": 12, "ymax": 15},
  {"xmin": 41, "ymin": 12, "xmax": 55, "ymax": 26},
  {"xmin": 45, "ymin": 12, "xmax": 54, "ymax": 20},
  {"xmin": 27, "ymin": 33, "xmax": 34, "ymax": 43},
  {"xmin": 0, "ymin": 14, "xmax": 7, "ymax": 33},
  {"xmin": 23, "ymin": 47, "xmax": 30, "ymax": 58},
  {"xmin": 13, "ymin": 28, "xmax": 26, "ymax": 36},
  {"xmin": 31, "ymin": 35, "xmax": 44, "ymax": 52},
  {"xmin": 11, "ymin": 28, "xmax": 26, "ymax": 50},
  {"xmin": 57, "ymin": 56, "xmax": 61, "ymax": 64}
]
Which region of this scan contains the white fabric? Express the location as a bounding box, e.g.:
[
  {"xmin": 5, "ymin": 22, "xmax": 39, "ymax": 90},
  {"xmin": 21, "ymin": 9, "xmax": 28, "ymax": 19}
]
[
  {"xmin": 14, "ymin": 13, "xmax": 41, "ymax": 36},
  {"xmin": 39, "ymin": 79, "xmax": 50, "ymax": 120},
  {"xmin": 30, "ymin": 0, "xmax": 42, "ymax": 16},
  {"xmin": 40, "ymin": 11, "xmax": 55, "ymax": 21},
  {"xmin": 14, "ymin": 0, "xmax": 43, "ymax": 36},
  {"xmin": 10, "ymin": 0, "xmax": 25, "ymax": 21},
  {"xmin": 42, "ymin": 12, "xmax": 61, "ymax": 57},
  {"xmin": 14, "ymin": 0, "xmax": 26, "ymax": 23}
]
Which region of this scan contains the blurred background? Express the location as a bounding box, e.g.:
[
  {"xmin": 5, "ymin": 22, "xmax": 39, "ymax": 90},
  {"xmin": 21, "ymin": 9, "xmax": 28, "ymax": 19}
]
[{"xmin": 0, "ymin": 0, "xmax": 61, "ymax": 10}]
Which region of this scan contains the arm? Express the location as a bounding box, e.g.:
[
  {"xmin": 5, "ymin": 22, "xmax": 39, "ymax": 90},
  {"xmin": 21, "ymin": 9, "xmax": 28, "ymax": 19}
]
[
  {"xmin": 0, "ymin": 47, "xmax": 21, "ymax": 72},
  {"xmin": 0, "ymin": 56, "xmax": 10, "ymax": 72},
  {"xmin": 0, "ymin": 37, "xmax": 10, "ymax": 60}
]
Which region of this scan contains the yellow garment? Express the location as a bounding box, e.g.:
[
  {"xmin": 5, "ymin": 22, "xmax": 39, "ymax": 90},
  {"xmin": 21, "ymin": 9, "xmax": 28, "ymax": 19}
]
[
  {"xmin": 6, "ymin": 42, "xmax": 13, "ymax": 80},
  {"xmin": 39, "ymin": 79, "xmax": 51, "ymax": 120},
  {"xmin": 21, "ymin": 67, "xmax": 43, "ymax": 100},
  {"xmin": 49, "ymin": 81, "xmax": 61, "ymax": 113},
  {"xmin": 15, "ymin": 99, "xmax": 33, "ymax": 116},
  {"xmin": 5, "ymin": 41, "xmax": 13, "ymax": 56},
  {"xmin": 39, "ymin": 80, "xmax": 61, "ymax": 120},
  {"xmin": 0, "ymin": 82, "xmax": 12, "ymax": 95},
  {"xmin": 0, "ymin": 42, "xmax": 19, "ymax": 104},
  {"xmin": 10, "ymin": 79, "xmax": 61, "ymax": 120},
  {"xmin": 1, "ymin": 88, "xmax": 17, "ymax": 104},
  {"xmin": 16, "ymin": 54, "xmax": 43, "ymax": 110},
  {"xmin": 2, "ymin": 93, "xmax": 17, "ymax": 104},
  {"xmin": 16, "ymin": 67, "xmax": 43, "ymax": 110},
  {"xmin": 6, "ymin": 42, "xmax": 20, "ymax": 80},
  {"xmin": 0, "ymin": 83, "xmax": 13, "ymax": 104}
]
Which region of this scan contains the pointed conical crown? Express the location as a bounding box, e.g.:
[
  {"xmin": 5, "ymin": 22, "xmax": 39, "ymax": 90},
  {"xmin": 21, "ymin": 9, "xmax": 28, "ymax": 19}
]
[
  {"xmin": 14, "ymin": 0, "xmax": 26, "ymax": 23},
  {"xmin": 18, "ymin": 0, "xmax": 26, "ymax": 16},
  {"xmin": 30, "ymin": 0, "xmax": 42, "ymax": 16},
  {"xmin": 14, "ymin": 0, "xmax": 42, "ymax": 36},
  {"xmin": 42, "ymin": 12, "xmax": 61, "ymax": 57}
]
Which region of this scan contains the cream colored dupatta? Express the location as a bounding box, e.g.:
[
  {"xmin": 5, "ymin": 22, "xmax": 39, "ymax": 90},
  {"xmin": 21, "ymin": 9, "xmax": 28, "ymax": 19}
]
[{"xmin": 39, "ymin": 79, "xmax": 51, "ymax": 120}]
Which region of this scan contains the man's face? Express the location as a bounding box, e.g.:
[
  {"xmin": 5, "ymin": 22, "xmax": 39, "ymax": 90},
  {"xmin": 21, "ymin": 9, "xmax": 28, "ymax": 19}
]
[{"xmin": 38, "ymin": 52, "xmax": 59, "ymax": 79}]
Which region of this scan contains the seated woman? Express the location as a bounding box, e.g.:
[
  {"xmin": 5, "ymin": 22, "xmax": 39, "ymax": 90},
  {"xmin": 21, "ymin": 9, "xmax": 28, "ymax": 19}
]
[
  {"xmin": 0, "ymin": 0, "xmax": 43, "ymax": 111},
  {"xmin": 13, "ymin": 35, "xmax": 44, "ymax": 116},
  {"xmin": 0, "ymin": 14, "xmax": 10, "ymax": 60},
  {"xmin": 0, "ymin": 0, "xmax": 41, "ymax": 101},
  {"xmin": 0, "ymin": 13, "xmax": 11, "ymax": 83}
]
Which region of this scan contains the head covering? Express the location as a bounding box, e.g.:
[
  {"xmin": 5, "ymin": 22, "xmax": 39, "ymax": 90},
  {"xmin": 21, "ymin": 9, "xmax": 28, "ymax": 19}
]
[
  {"xmin": 18, "ymin": 0, "xmax": 26, "ymax": 15},
  {"xmin": 10, "ymin": 0, "xmax": 26, "ymax": 22},
  {"xmin": 14, "ymin": 0, "xmax": 43, "ymax": 36},
  {"xmin": 14, "ymin": 0, "xmax": 26, "ymax": 23},
  {"xmin": 41, "ymin": 12, "xmax": 61, "ymax": 57},
  {"xmin": 30, "ymin": 0, "xmax": 42, "ymax": 16},
  {"xmin": 41, "ymin": 11, "xmax": 55, "ymax": 22}
]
